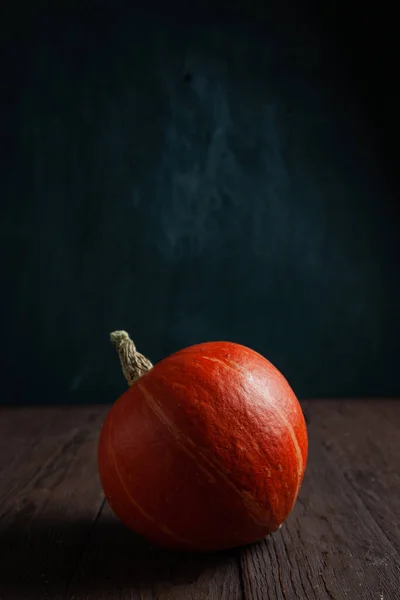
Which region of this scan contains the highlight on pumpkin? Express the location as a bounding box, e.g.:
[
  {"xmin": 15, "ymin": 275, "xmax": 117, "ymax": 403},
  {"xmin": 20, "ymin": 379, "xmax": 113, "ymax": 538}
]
[{"xmin": 98, "ymin": 330, "xmax": 308, "ymax": 552}]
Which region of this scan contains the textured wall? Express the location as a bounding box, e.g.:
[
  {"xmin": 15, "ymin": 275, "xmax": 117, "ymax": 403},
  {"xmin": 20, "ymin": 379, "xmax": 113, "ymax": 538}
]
[{"xmin": 2, "ymin": 9, "xmax": 398, "ymax": 404}]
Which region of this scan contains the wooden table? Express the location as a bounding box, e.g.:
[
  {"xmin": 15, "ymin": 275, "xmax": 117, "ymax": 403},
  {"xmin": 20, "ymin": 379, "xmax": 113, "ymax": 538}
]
[{"xmin": 0, "ymin": 400, "xmax": 399, "ymax": 599}]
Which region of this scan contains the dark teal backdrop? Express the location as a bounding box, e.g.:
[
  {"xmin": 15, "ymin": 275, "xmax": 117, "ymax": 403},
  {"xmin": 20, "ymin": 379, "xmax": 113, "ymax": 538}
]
[{"xmin": 2, "ymin": 4, "xmax": 398, "ymax": 404}]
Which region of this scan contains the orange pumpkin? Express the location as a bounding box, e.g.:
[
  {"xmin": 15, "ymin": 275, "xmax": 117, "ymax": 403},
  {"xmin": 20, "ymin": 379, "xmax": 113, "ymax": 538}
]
[{"xmin": 98, "ymin": 331, "xmax": 308, "ymax": 551}]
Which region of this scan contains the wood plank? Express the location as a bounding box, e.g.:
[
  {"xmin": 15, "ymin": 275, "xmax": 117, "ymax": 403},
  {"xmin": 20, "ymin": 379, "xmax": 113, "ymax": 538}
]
[
  {"xmin": 240, "ymin": 400, "xmax": 400, "ymax": 600},
  {"xmin": 1, "ymin": 401, "xmax": 400, "ymax": 599},
  {"xmin": 304, "ymin": 399, "xmax": 400, "ymax": 549},
  {"xmin": 66, "ymin": 502, "xmax": 243, "ymax": 600},
  {"xmin": 0, "ymin": 406, "xmax": 108, "ymax": 600},
  {"xmin": 0, "ymin": 406, "xmax": 73, "ymax": 478},
  {"xmin": 0, "ymin": 406, "xmax": 105, "ymax": 522}
]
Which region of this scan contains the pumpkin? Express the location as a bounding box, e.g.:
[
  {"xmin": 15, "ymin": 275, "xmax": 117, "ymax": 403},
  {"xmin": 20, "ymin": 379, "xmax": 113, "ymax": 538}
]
[{"xmin": 98, "ymin": 331, "xmax": 308, "ymax": 551}]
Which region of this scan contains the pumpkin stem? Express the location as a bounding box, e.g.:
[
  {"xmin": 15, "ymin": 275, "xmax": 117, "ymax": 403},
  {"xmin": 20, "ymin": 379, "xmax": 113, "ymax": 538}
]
[{"xmin": 110, "ymin": 330, "xmax": 153, "ymax": 387}]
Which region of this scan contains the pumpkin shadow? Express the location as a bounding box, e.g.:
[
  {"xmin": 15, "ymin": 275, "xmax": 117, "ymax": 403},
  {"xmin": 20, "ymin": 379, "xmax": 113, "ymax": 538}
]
[{"xmin": 0, "ymin": 512, "xmax": 242, "ymax": 598}]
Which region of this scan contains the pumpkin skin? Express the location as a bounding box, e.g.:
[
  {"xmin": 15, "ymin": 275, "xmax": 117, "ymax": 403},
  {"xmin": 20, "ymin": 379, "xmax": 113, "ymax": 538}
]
[{"xmin": 98, "ymin": 341, "xmax": 308, "ymax": 551}]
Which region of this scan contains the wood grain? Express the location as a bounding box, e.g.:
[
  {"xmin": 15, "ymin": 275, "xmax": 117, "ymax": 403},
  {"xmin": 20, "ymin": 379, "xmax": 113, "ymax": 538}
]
[{"xmin": 0, "ymin": 400, "xmax": 399, "ymax": 599}]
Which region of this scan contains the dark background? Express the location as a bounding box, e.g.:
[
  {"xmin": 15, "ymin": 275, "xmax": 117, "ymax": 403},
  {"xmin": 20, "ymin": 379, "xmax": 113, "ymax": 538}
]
[{"xmin": 1, "ymin": 2, "xmax": 398, "ymax": 405}]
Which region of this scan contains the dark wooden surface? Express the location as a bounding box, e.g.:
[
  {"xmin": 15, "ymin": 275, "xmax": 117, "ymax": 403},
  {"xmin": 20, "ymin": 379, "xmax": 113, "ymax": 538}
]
[{"xmin": 0, "ymin": 400, "xmax": 399, "ymax": 600}]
